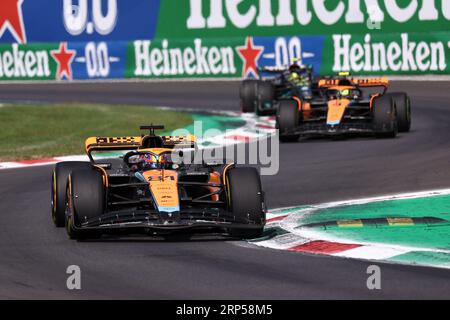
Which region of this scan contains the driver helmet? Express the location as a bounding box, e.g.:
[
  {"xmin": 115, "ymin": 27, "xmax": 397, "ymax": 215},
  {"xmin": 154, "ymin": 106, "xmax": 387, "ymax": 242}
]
[
  {"xmin": 141, "ymin": 153, "xmax": 159, "ymax": 169},
  {"xmin": 288, "ymin": 71, "xmax": 308, "ymax": 86},
  {"xmin": 288, "ymin": 71, "xmax": 300, "ymax": 82},
  {"xmin": 338, "ymin": 89, "xmax": 360, "ymax": 99},
  {"xmin": 340, "ymin": 89, "xmax": 350, "ymax": 97}
]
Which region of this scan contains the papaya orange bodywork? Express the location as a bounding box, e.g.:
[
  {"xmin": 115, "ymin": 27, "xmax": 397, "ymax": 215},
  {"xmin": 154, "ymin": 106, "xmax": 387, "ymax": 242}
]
[
  {"xmin": 143, "ymin": 170, "xmax": 180, "ymax": 212},
  {"xmin": 84, "ymin": 135, "xmax": 197, "ymax": 154},
  {"xmin": 327, "ymin": 99, "xmax": 350, "ymax": 125},
  {"xmin": 292, "ymin": 97, "xmax": 311, "ymax": 120},
  {"xmin": 370, "ymin": 93, "xmax": 380, "ymax": 109},
  {"xmin": 302, "ymin": 102, "xmax": 311, "ymax": 120},
  {"xmin": 222, "ymin": 163, "xmax": 234, "ymax": 207},
  {"xmin": 93, "ymin": 165, "xmax": 109, "ymax": 187},
  {"xmin": 319, "ymin": 77, "xmax": 389, "ymax": 88},
  {"xmin": 208, "ymin": 172, "xmax": 221, "ymax": 202}
]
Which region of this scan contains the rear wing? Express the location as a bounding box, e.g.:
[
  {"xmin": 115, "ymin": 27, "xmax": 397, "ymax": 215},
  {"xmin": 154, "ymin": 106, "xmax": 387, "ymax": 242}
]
[
  {"xmin": 318, "ymin": 79, "xmax": 346, "ymax": 87},
  {"xmin": 352, "ymin": 77, "xmax": 389, "ymax": 87},
  {"xmin": 255, "ymin": 66, "xmax": 286, "ymax": 79},
  {"xmin": 85, "ymin": 135, "xmax": 197, "ymax": 160},
  {"xmin": 85, "ymin": 136, "xmax": 142, "ymax": 153},
  {"xmin": 318, "ymin": 77, "xmax": 389, "ymax": 89},
  {"xmin": 258, "ymin": 64, "xmax": 312, "ymax": 74},
  {"xmin": 258, "ymin": 66, "xmax": 288, "ymax": 73}
]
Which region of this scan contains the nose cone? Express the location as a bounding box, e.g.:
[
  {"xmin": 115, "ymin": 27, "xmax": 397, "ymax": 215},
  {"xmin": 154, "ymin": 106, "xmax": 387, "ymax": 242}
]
[
  {"xmin": 327, "ymin": 99, "xmax": 350, "ymax": 126},
  {"xmin": 143, "ymin": 170, "xmax": 180, "ymax": 213}
]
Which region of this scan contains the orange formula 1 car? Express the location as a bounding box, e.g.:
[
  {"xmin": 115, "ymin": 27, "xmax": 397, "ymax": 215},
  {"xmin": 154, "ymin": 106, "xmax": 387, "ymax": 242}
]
[
  {"xmin": 51, "ymin": 125, "xmax": 265, "ymax": 240},
  {"xmin": 276, "ymin": 73, "xmax": 411, "ymax": 142}
]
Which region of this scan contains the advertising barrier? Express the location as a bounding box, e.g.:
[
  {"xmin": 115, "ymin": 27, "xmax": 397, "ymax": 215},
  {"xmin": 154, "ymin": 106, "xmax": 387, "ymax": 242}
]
[{"xmin": 0, "ymin": 0, "xmax": 449, "ymax": 80}]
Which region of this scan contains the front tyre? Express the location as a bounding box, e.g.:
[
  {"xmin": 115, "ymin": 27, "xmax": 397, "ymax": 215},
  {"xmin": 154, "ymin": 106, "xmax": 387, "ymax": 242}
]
[
  {"xmin": 240, "ymin": 80, "xmax": 259, "ymax": 113},
  {"xmin": 226, "ymin": 167, "xmax": 265, "ymax": 239},
  {"xmin": 66, "ymin": 168, "xmax": 105, "ymax": 240},
  {"xmin": 372, "ymin": 95, "xmax": 398, "ymax": 139},
  {"xmin": 52, "ymin": 161, "xmax": 91, "ymax": 227}
]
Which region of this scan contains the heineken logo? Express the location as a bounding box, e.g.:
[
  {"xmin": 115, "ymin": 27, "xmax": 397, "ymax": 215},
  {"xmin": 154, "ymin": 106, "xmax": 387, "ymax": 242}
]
[
  {"xmin": 333, "ymin": 33, "xmax": 448, "ymax": 73},
  {"xmin": 187, "ymin": 0, "xmax": 450, "ymax": 29},
  {"xmin": 0, "ymin": 44, "xmax": 50, "ymax": 78},
  {"xmin": 133, "ymin": 39, "xmax": 237, "ymax": 77},
  {"xmin": 0, "ymin": 42, "xmax": 76, "ymax": 79}
]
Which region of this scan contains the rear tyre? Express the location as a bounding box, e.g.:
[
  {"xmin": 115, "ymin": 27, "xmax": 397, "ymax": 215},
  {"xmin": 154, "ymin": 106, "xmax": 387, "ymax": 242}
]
[
  {"xmin": 51, "ymin": 161, "xmax": 91, "ymax": 227},
  {"xmin": 66, "ymin": 168, "xmax": 105, "ymax": 240},
  {"xmin": 372, "ymin": 96, "xmax": 398, "ymax": 139},
  {"xmin": 277, "ymin": 100, "xmax": 300, "ymax": 142},
  {"xmin": 388, "ymin": 92, "xmax": 411, "ymax": 132},
  {"xmin": 256, "ymin": 81, "xmax": 275, "ymax": 116},
  {"xmin": 240, "ymin": 80, "xmax": 259, "ymax": 113},
  {"xmin": 226, "ymin": 167, "xmax": 265, "ymax": 239}
]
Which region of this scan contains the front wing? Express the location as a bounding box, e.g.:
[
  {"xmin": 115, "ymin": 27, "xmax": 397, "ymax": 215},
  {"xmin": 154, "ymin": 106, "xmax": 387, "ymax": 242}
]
[
  {"xmin": 73, "ymin": 207, "xmax": 264, "ymax": 234},
  {"xmin": 282, "ymin": 122, "xmax": 375, "ymax": 136}
]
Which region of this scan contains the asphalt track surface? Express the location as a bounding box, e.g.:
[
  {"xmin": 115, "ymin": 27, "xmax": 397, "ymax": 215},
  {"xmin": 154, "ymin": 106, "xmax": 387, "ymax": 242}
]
[{"xmin": 1, "ymin": 81, "xmax": 450, "ymax": 299}]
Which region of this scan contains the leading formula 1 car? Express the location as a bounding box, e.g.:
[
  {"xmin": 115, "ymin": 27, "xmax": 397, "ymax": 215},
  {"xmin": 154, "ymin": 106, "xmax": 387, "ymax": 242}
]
[
  {"xmin": 51, "ymin": 125, "xmax": 266, "ymax": 240},
  {"xmin": 276, "ymin": 73, "xmax": 411, "ymax": 142}
]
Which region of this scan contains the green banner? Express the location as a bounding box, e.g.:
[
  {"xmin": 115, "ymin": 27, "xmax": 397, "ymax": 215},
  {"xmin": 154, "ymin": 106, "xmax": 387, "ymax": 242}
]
[
  {"xmin": 1, "ymin": 1, "xmax": 450, "ymax": 81},
  {"xmin": 126, "ymin": 38, "xmax": 243, "ymax": 78},
  {"xmin": 156, "ymin": 0, "xmax": 450, "ymax": 39},
  {"xmin": 124, "ymin": 32, "xmax": 450, "ymax": 78},
  {"xmin": 322, "ymin": 31, "xmax": 450, "ymax": 75},
  {"xmin": 0, "ymin": 43, "xmax": 58, "ymax": 80},
  {"xmin": 2, "ymin": 32, "xmax": 450, "ymax": 81},
  {"xmin": 2, "ymin": 1, "xmax": 450, "ymax": 81}
]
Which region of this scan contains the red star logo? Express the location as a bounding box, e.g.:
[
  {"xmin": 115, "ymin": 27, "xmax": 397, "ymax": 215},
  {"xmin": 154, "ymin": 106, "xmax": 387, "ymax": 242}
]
[
  {"xmin": 236, "ymin": 37, "xmax": 264, "ymax": 79},
  {"xmin": 51, "ymin": 42, "xmax": 76, "ymax": 80},
  {"xmin": 0, "ymin": 0, "xmax": 27, "ymax": 43}
]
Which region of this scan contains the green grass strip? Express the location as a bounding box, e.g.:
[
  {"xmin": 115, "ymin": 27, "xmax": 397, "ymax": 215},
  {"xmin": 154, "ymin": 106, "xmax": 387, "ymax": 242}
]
[{"xmin": 0, "ymin": 103, "xmax": 193, "ymax": 161}]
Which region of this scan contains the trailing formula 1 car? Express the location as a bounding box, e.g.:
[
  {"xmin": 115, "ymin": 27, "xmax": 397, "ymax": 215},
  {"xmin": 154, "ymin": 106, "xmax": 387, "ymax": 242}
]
[
  {"xmin": 51, "ymin": 125, "xmax": 266, "ymax": 240},
  {"xmin": 240, "ymin": 63, "xmax": 315, "ymax": 116},
  {"xmin": 276, "ymin": 73, "xmax": 411, "ymax": 142}
]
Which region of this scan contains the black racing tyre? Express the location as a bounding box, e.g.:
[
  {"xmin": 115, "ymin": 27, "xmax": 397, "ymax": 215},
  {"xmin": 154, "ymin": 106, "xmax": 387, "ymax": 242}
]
[
  {"xmin": 51, "ymin": 161, "xmax": 91, "ymax": 227},
  {"xmin": 388, "ymin": 92, "xmax": 411, "ymax": 132},
  {"xmin": 256, "ymin": 81, "xmax": 275, "ymax": 116},
  {"xmin": 240, "ymin": 80, "xmax": 259, "ymax": 113},
  {"xmin": 372, "ymin": 95, "xmax": 398, "ymax": 139},
  {"xmin": 66, "ymin": 168, "xmax": 105, "ymax": 240},
  {"xmin": 277, "ymin": 100, "xmax": 300, "ymax": 142},
  {"xmin": 226, "ymin": 167, "xmax": 265, "ymax": 239}
]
